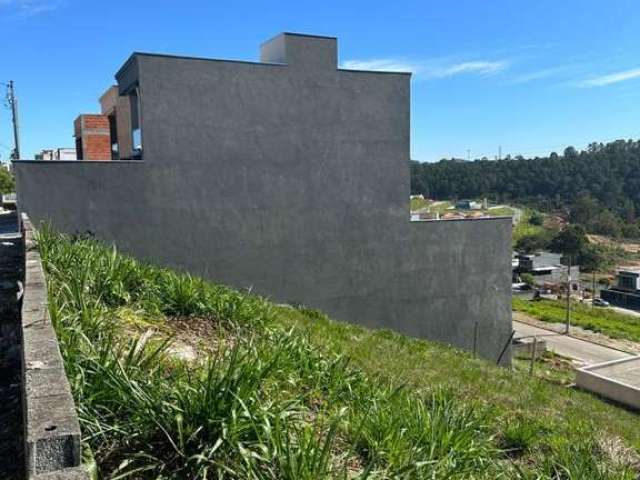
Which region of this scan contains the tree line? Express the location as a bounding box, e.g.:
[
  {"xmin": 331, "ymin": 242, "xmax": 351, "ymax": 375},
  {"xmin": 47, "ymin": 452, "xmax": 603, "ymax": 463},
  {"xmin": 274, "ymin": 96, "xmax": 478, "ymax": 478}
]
[{"xmin": 410, "ymin": 139, "xmax": 640, "ymax": 238}]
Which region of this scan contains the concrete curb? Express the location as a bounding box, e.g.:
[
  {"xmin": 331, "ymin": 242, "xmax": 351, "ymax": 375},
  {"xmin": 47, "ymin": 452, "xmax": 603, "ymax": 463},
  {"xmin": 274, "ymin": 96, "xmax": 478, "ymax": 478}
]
[{"xmin": 20, "ymin": 214, "xmax": 88, "ymax": 479}]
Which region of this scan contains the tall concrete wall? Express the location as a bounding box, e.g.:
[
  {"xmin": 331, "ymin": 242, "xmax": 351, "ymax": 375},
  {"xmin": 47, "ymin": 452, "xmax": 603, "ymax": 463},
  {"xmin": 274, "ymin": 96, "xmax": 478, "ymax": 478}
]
[{"xmin": 14, "ymin": 33, "xmax": 512, "ymax": 364}]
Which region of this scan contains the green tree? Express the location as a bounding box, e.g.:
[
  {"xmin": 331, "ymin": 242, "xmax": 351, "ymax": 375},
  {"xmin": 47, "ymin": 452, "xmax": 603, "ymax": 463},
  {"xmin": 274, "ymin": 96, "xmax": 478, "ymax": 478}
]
[
  {"xmin": 569, "ymin": 195, "xmax": 600, "ymax": 225},
  {"xmin": 550, "ymin": 225, "xmax": 587, "ymax": 262},
  {"xmin": 0, "ymin": 168, "xmax": 14, "ymax": 195},
  {"xmin": 529, "ymin": 211, "xmax": 544, "ymax": 226},
  {"xmin": 577, "ymin": 244, "xmax": 609, "ymax": 273},
  {"xmin": 515, "ymin": 232, "xmax": 550, "ymax": 254}
]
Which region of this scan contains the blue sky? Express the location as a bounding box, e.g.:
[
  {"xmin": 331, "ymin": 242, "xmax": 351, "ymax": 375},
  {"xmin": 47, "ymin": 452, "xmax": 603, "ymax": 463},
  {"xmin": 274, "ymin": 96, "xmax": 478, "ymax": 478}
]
[{"xmin": 1, "ymin": 0, "xmax": 639, "ymax": 162}]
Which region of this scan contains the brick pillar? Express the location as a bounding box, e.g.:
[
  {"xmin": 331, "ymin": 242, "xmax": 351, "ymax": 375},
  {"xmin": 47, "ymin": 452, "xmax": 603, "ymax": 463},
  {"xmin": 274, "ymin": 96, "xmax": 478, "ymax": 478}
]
[{"xmin": 73, "ymin": 114, "xmax": 112, "ymax": 160}]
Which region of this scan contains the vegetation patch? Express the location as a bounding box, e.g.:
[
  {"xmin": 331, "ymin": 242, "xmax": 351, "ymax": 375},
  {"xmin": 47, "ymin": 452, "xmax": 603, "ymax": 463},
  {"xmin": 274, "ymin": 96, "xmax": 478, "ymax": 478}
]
[
  {"xmin": 513, "ymin": 297, "xmax": 640, "ymax": 343},
  {"xmin": 39, "ymin": 227, "xmax": 639, "ymax": 478}
]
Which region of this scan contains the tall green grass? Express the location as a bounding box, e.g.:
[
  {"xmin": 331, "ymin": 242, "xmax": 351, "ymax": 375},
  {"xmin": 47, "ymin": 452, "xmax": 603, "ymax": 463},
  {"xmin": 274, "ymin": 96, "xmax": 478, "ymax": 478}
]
[{"xmin": 37, "ymin": 227, "xmax": 637, "ymax": 479}]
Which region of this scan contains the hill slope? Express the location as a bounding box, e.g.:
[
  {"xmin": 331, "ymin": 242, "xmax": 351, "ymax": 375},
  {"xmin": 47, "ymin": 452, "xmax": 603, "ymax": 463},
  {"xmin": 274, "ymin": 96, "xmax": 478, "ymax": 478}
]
[
  {"xmin": 39, "ymin": 228, "xmax": 639, "ymax": 479},
  {"xmin": 411, "ymin": 140, "xmax": 640, "ymax": 237}
]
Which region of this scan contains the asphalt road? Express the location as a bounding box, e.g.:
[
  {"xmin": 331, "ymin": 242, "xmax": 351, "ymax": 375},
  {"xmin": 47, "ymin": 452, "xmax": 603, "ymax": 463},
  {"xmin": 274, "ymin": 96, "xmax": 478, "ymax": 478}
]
[{"xmin": 513, "ymin": 320, "xmax": 632, "ymax": 365}]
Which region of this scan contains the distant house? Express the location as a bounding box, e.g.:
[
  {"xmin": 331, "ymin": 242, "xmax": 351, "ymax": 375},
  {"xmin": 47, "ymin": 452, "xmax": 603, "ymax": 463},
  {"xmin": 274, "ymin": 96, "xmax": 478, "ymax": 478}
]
[
  {"xmin": 410, "ymin": 206, "xmax": 439, "ymax": 221},
  {"xmin": 601, "ymin": 269, "xmax": 640, "ymax": 310},
  {"xmin": 410, "ymin": 194, "xmax": 424, "ymax": 200},
  {"xmin": 456, "ymin": 199, "xmax": 482, "ymax": 210},
  {"xmin": 35, "ymin": 148, "xmax": 77, "ymax": 161},
  {"xmin": 513, "ymin": 252, "xmax": 579, "ymax": 288}
]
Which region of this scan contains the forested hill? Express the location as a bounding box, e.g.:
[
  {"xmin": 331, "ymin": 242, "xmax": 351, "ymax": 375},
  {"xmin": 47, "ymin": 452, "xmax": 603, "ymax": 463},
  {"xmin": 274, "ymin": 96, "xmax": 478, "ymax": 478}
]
[{"xmin": 410, "ymin": 140, "xmax": 640, "ymax": 232}]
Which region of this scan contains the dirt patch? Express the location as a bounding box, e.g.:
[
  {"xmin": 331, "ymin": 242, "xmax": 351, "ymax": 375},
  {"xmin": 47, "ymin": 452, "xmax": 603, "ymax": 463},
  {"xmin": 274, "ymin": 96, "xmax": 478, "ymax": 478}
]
[
  {"xmin": 597, "ymin": 436, "xmax": 640, "ymax": 473},
  {"xmin": 117, "ymin": 310, "xmax": 237, "ymax": 363},
  {"xmin": 165, "ymin": 316, "xmax": 236, "ymax": 359},
  {"xmin": 587, "ymin": 234, "xmax": 640, "ymax": 255}
]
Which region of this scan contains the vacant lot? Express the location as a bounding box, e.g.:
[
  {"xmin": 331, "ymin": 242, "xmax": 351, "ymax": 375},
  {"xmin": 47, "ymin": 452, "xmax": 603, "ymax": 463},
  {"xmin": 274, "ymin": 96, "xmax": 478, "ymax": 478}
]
[{"xmin": 40, "ymin": 228, "xmax": 639, "ymax": 479}]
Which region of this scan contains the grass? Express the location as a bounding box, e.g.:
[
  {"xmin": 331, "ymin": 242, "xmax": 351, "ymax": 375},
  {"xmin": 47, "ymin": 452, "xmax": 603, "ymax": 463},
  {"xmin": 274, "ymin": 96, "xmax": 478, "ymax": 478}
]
[
  {"xmin": 513, "ymin": 297, "xmax": 640, "ymax": 343},
  {"xmin": 486, "ymin": 206, "xmax": 515, "ymax": 217},
  {"xmin": 409, "ymin": 198, "xmax": 453, "ymax": 214},
  {"xmin": 37, "ymin": 227, "xmax": 640, "ymax": 479},
  {"xmin": 512, "ymin": 208, "xmax": 549, "ymax": 243}
]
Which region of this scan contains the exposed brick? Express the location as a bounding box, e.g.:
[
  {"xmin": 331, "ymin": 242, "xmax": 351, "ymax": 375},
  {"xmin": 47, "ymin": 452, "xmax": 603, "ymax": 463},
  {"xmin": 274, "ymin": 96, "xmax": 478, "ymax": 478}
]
[
  {"xmin": 74, "ymin": 114, "xmax": 112, "ymax": 160},
  {"xmin": 82, "ymin": 115, "xmax": 109, "ymax": 130}
]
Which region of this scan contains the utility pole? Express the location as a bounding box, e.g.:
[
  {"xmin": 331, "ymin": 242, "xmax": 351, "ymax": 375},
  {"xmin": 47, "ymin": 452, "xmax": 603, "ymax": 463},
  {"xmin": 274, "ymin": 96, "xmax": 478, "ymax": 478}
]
[
  {"xmin": 565, "ymin": 255, "xmax": 571, "ymax": 334},
  {"xmin": 6, "ymin": 81, "xmax": 21, "ymax": 160},
  {"xmin": 467, "ymin": 149, "xmax": 471, "ymax": 161},
  {"xmin": 498, "ymin": 145, "xmax": 502, "ymax": 161}
]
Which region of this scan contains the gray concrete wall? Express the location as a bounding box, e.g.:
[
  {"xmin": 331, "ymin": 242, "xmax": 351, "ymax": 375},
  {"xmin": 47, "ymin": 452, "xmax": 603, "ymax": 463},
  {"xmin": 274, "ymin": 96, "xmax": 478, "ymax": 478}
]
[{"xmin": 14, "ymin": 33, "xmax": 512, "ymax": 364}]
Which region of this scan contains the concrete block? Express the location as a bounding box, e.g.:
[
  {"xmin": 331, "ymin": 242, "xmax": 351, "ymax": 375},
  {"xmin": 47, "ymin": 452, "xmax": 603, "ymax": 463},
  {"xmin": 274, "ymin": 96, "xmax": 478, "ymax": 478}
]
[
  {"xmin": 576, "ymin": 356, "xmax": 640, "ymax": 410},
  {"xmin": 25, "ymin": 392, "xmax": 82, "ymax": 473},
  {"xmin": 31, "ymin": 466, "xmax": 90, "ymax": 480},
  {"xmin": 512, "ymin": 337, "xmax": 547, "ymax": 359}
]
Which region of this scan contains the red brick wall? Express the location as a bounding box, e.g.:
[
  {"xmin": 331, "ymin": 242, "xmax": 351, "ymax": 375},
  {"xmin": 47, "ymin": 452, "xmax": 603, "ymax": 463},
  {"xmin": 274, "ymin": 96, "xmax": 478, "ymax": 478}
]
[
  {"xmin": 82, "ymin": 115, "xmax": 110, "ymax": 130},
  {"xmin": 74, "ymin": 114, "xmax": 112, "ymax": 160},
  {"xmin": 83, "ymin": 135, "xmax": 111, "ymax": 161}
]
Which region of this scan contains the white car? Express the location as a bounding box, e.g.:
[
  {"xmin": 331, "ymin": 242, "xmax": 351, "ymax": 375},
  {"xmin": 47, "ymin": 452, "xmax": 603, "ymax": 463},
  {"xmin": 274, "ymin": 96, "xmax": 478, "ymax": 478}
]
[{"xmin": 593, "ymin": 298, "xmax": 610, "ymax": 307}]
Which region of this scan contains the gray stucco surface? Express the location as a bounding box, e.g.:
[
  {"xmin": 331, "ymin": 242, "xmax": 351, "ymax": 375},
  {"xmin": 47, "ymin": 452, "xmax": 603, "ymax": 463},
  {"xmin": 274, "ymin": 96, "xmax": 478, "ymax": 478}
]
[{"xmin": 14, "ymin": 33, "xmax": 512, "ymax": 364}]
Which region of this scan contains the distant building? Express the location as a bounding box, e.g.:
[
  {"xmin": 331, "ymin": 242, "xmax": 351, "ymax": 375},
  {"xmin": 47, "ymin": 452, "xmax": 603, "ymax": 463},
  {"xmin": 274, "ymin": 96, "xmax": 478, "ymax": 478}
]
[
  {"xmin": 410, "ymin": 206, "xmax": 439, "ymax": 221},
  {"xmin": 35, "ymin": 148, "xmax": 77, "ymax": 161},
  {"xmin": 72, "ymin": 86, "xmax": 136, "ymax": 161},
  {"xmin": 99, "ymin": 86, "xmax": 133, "ymax": 160},
  {"xmin": 456, "ymin": 199, "xmax": 482, "ymax": 210},
  {"xmin": 601, "ymin": 269, "xmax": 640, "ymax": 310},
  {"xmin": 410, "ymin": 194, "xmax": 424, "ymax": 200},
  {"xmin": 15, "ymin": 32, "xmax": 513, "ymax": 364},
  {"xmin": 513, "ymin": 252, "xmax": 580, "ymax": 288}
]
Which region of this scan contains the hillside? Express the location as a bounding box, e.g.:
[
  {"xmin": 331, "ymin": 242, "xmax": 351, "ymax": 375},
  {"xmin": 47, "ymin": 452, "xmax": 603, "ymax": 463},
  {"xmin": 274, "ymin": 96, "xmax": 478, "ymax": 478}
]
[
  {"xmin": 411, "ymin": 139, "xmax": 640, "ymax": 239},
  {"xmin": 39, "ymin": 228, "xmax": 639, "ymax": 479}
]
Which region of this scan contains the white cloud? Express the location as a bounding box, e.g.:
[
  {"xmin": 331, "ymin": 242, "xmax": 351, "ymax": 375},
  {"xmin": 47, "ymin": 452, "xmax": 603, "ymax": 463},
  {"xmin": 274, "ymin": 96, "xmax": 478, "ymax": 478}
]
[
  {"xmin": 577, "ymin": 68, "xmax": 640, "ymax": 87},
  {"xmin": 431, "ymin": 61, "xmax": 507, "ymax": 77},
  {"xmin": 341, "ymin": 59, "xmax": 419, "ymax": 73},
  {"xmin": 509, "ymin": 66, "xmax": 569, "ymax": 84},
  {"xmin": 341, "ymin": 58, "xmax": 509, "ymax": 79},
  {"xmin": 0, "ymin": 0, "xmax": 60, "ymax": 17}
]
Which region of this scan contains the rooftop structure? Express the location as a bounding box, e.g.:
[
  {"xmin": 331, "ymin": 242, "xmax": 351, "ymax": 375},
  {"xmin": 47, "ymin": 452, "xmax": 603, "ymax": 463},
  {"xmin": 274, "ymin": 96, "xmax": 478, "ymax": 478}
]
[{"xmin": 35, "ymin": 148, "xmax": 76, "ymax": 161}]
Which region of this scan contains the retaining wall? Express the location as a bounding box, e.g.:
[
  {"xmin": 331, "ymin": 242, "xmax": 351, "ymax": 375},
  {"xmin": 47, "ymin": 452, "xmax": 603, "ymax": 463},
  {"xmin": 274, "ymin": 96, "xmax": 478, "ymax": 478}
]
[{"xmin": 20, "ymin": 214, "xmax": 87, "ymax": 479}]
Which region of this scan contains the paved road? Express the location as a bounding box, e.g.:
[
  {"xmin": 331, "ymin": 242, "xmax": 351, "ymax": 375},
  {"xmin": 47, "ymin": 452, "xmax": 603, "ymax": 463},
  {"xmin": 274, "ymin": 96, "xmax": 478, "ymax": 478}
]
[{"xmin": 513, "ymin": 320, "xmax": 632, "ymax": 365}]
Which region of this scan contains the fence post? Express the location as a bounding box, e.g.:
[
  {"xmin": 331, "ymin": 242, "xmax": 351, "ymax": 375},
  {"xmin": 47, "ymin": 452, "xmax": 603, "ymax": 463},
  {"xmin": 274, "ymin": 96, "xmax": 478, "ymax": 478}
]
[
  {"xmin": 529, "ymin": 337, "xmax": 538, "ymax": 376},
  {"xmin": 473, "ymin": 321, "xmax": 479, "ymax": 358}
]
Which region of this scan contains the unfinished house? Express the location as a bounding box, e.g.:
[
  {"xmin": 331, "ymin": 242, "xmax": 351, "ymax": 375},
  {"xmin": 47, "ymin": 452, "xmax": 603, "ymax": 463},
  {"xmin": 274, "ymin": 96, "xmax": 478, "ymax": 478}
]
[{"xmin": 14, "ymin": 33, "xmax": 513, "ymax": 363}]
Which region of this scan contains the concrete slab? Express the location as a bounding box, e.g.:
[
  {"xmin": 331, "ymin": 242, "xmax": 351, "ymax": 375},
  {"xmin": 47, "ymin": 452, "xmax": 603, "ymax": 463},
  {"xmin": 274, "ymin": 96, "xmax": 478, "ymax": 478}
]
[{"xmin": 576, "ymin": 356, "xmax": 640, "ymax": 410}]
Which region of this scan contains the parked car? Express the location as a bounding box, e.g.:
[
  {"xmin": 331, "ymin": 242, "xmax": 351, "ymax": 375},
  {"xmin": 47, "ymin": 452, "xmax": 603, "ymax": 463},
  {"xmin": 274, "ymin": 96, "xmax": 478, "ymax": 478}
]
[{"xmin": 593, "ymin": 298, "xmax": 610, "ymax": 307}]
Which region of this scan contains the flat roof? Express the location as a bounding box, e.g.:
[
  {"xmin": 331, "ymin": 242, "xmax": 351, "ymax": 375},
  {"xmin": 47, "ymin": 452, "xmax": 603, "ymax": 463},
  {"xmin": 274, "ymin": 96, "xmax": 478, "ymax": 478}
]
[
  {"xmin": 618, "ymin": 269, "xmax": 640, "ymax": 276},
  {"xmin": 115, "ymin": 32, "xmax": 412, "ymax": 80}
]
